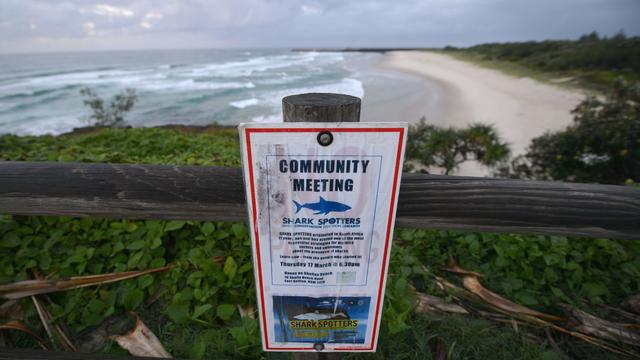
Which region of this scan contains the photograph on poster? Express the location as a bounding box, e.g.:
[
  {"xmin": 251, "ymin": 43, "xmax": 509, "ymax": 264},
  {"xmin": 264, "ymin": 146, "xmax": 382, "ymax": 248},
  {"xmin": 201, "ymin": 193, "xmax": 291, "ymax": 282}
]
[{"xmin": 273, "ymin": 296, "xmax": 371, "ymax": 344}]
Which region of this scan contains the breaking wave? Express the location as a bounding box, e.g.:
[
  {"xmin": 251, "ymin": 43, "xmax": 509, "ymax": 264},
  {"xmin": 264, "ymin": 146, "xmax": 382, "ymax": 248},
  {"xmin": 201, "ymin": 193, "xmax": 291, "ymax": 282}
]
[{"xmin": 0, "ymin": 49, "xmax": 365, "ymax": 135}]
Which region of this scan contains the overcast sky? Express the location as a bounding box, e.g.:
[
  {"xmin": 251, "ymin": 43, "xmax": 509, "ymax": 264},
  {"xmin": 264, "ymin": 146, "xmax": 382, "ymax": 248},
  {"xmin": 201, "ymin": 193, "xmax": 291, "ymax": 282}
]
[{"xmin": 1, "ymin": 0, "xmax": 639, "ymax": 53}]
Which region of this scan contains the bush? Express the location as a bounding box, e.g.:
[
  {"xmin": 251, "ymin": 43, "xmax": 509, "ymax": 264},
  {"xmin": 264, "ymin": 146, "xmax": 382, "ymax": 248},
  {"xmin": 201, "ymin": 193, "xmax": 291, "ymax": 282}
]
[
  {"xmin": 407, "ymin": 117, "xmax": 510, "ymax": 174},
  {"xmin": 80, "ymin": 88, "xmax": 137, "ymax": 127}
]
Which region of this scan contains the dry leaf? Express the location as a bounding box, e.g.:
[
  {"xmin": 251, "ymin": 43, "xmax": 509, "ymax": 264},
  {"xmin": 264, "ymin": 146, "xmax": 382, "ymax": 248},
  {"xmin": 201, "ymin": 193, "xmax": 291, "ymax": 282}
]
[
  {"xmin": 0, "ymin": 300, "xmax": 21, "ymax": 320},
  {"xmin": 0, "ymin": 265, "xmax": 172, "ymax": 300},
  {"xmin": 561, "ymin": 304, "xmax": 640, "ymax": 346},
  {"xmin": 414, "ymin": 292, "xmax": 468, "ymax": 315},
  {"xmin": 424, "ymin": 258, "xmax": 639, "ymax": 357},
  {"xmin": 599, "ymin": 303, "xmax": 640, "ymax": 323},
  {"xmin": 461, "ymin": 276, "xmax": 562, "ymax": 322},
  {"xmin": 443, "ymin": 259, "xmax": 483, "ymax": 277},
  {"xmin": 445, "ymin": 258, "xmax": 562, "ymax": 322},
  {"xmin": 32, "ymin": 295, "xmax": 76, "ymax": 351},
  {"xmin": 623, "ymin": 294, "xmax": 640, "ymax": 315},
  {"xmin": 112, "ymin": 316, "xmax": 171, "ymax": 358},
  {"xmin": 0, "ymin": 320, "xmax": 50, "ymax": 350},
  {"xmin": 237, "ymin": 304, "xmax": 256, "ymax": 319},
  {"xmin": 79, "ymin": 313, "xmax": 134, "ymax": 353},
  {"xmin": 29, "ymin": 270, "xmax": 76, "ymax": 352},
  {"xmin": 511, "ymin": 318, "xmax": 519, "ymax": 333}
]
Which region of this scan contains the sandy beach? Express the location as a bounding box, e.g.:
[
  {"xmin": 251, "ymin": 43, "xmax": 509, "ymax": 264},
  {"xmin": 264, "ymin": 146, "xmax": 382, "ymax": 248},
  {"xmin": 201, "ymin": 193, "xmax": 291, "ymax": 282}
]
[{"xmin": 371, "ymin": 51, "xmax": 586, "ymax": 176}]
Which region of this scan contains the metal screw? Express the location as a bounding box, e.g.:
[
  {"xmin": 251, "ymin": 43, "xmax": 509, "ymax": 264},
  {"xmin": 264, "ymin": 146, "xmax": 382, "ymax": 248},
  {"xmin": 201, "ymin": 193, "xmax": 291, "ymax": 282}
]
[{"xmin": 317, "ymin": 131, "xmax": 333, "ymax": 146}]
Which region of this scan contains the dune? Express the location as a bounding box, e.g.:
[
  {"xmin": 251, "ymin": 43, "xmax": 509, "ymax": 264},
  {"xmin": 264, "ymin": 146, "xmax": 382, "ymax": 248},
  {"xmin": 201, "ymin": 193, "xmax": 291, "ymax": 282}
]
[{"xmin": 376, "ymin": 51, "xmax": 586, "ymax": 176}]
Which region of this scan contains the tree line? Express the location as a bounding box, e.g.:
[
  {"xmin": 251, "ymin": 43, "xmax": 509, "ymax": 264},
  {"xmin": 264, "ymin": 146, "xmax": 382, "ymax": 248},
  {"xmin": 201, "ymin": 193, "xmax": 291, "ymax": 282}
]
[{"xmin": 444, "ymin": 31, "xmax": 640, "ymax": 87}]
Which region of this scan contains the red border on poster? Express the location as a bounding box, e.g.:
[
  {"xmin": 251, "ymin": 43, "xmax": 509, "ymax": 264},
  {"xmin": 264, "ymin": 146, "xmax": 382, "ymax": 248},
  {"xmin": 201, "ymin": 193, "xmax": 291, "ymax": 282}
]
[{"xmin": 244, "ymin": 127, "xmax": 405, "ymax": 351}]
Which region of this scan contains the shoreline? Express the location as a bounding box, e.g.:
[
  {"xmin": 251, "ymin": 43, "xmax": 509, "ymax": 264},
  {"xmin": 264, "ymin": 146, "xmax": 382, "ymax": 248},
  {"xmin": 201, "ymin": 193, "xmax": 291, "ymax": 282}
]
[
  {"xmin": 375, "ymin": 50, "xmax": 587, "ymax": 176},
  {"xmin": 2, "ymin": 50, "xmax": 588, "ymax": 177},
  {"xmin": 354, "ymin": 53, "xmax": 435, "ymax": 126}
]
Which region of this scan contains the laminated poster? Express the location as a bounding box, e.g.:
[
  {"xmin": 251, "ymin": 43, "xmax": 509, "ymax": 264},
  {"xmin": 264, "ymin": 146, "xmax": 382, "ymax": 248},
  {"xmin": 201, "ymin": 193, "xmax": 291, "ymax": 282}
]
[{"xmin": 239, "ymin": 122, "xmax": 408, "ymax": 352}]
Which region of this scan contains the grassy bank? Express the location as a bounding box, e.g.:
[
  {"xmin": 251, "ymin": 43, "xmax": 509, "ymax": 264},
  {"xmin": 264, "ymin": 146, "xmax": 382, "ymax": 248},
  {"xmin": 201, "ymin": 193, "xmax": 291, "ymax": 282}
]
[
  {"xmin": 437, "ymin": 50, "xmax": 590, "ymax": 92},
  {"xmin": 1, "ymin": 127, "xmax": 638, "ymax": 359}
]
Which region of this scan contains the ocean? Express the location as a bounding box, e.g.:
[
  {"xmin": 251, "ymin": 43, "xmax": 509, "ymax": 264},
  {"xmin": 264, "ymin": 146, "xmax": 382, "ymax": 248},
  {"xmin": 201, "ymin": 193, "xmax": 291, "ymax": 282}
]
[{"xmin": 0, "ymin": 49, "xmax": 425, "ymax": 136}]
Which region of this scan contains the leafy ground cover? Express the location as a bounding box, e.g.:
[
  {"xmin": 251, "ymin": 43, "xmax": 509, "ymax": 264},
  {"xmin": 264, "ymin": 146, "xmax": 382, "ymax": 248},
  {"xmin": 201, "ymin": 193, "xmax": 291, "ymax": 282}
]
[{"xmin": 1, "ymin": 127, "xmax": 638, "ymax": 359}]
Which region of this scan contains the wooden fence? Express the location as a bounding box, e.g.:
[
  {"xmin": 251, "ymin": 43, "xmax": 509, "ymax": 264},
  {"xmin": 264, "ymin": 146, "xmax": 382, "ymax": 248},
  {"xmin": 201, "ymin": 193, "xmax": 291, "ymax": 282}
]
[
  {"xmin": 1, "ymin": 162, "xmax": 638, "ymax": 240},
  {"xmin": 0, "ymin": 93, "xmax": 639, "ymax": 359}
]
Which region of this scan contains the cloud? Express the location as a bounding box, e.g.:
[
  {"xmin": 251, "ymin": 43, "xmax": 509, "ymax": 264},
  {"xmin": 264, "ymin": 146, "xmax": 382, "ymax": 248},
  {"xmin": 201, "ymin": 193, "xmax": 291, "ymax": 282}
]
[
  {"xmin": 82, "ymin": 21, "xmax": 96, "ymax": 36},
  {"xmin": 0, "ymin": 0, "xmax": 639, "ymax": 53},
  {"xmin": 301, "ymin": 4, "xmax": 323, "ymax": 16},
  {"xmin": 91, "ymin": 4, "xmax": 134, "ymax": 18},
  {"xmin": 140, "ymin": 11, "xmax": 163, "ymax": 29}
]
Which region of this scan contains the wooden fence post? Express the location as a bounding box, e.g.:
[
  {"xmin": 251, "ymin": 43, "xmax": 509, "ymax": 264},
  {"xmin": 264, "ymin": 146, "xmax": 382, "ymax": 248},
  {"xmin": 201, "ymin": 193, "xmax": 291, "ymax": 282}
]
[
  {"xmin": 283, "ymin": 93, "xmax": 361, "ymax": 123},
  {"xmin": 283, "ymin": 92, "xmax": 360, "ymax": 359}
]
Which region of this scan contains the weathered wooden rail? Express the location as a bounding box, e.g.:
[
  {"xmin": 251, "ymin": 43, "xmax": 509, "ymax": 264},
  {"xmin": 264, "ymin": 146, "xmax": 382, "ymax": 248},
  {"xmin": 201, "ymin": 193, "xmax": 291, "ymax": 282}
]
[{"xmin": 0, "ymin": 162, "xmax": 639, "ymax": 240}]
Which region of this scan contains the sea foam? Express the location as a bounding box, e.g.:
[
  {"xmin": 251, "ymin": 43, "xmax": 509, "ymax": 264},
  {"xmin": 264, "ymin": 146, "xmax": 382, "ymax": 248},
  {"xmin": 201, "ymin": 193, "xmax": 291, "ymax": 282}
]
[
  {"xmin": 141, "ymin": 79, "xmax": 255, "ymax": 92},
  {"xmin": 230, "ymin": 98, "xmax": 260, "ymax": 109},
  {"xmin": 0, "ymin": 49, "xmax": 367, "ymax": 135}
]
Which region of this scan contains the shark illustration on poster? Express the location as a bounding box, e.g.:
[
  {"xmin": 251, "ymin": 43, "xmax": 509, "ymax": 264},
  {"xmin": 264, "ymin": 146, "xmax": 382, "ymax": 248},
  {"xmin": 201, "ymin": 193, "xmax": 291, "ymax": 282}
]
[{"xmin": 293, "ymin": 196, "xmax": 352, "ymax": 215}]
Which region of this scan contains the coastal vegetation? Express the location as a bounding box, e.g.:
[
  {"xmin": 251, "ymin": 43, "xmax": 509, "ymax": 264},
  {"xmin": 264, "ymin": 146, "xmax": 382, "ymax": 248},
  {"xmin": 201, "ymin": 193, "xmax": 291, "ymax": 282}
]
[
  {"xmin": 1, "ymin": 126, "xmax": 638, "ymax": 359},
  {"xmin": 442, "ymin": 32, "xmax": 640, "ymax": 89},
  {"xmin": 497, "ymin": 79, "xmax": 640, "ymax": 184},
  {"xmin": 406, "ymin": 118, "xmax": 510, "ymax": 174},
  {"xmin": 430, "ymin": 34, "xmax": 640, "ymax": 185},
  {"xmin": 80, "ymin": 88, "xmax": 137, "ymax": 128}
]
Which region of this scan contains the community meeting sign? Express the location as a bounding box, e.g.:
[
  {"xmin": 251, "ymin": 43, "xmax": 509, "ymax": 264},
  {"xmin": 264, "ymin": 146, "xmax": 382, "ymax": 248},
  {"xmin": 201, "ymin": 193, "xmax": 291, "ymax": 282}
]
[{"xmin": 239, "ymin": 123, "xmax": 407, "ymax": 352}]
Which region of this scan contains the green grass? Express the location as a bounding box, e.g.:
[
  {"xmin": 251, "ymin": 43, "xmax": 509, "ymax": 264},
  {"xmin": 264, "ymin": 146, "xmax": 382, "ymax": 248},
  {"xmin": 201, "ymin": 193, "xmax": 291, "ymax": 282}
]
[
  {"xmin": 0, "ymin": 126, "xmax": 240, "ymax": 166},
  {"xmin": 344, "ymin": 315, "xmax": 553, "ymax": 360},
  {"xmin": 1, "ymin": 126, "xmax": 638, "ymax": 359}
]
